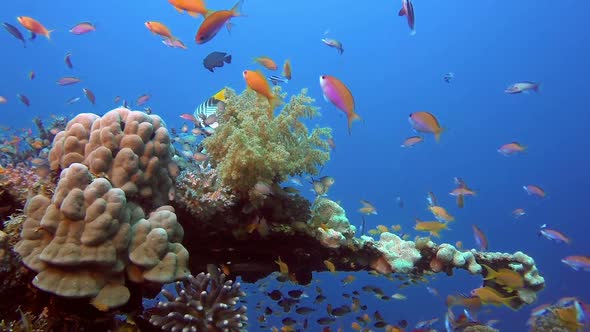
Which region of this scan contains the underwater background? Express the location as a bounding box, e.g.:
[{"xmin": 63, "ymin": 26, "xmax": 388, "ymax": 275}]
[{"xmin": 1, "ymin": 0, "xmax": 589, "ymax": 331}]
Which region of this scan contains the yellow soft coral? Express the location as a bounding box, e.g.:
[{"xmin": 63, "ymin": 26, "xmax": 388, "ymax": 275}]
[{"xmin": 204, "ymin": 87, "xmax": 331, "ymax": 195}]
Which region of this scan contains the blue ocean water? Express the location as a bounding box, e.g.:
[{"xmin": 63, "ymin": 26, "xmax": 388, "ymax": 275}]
[{"xmin": 1, "ymin": 0, "xmax": 589, "ymax": 331}]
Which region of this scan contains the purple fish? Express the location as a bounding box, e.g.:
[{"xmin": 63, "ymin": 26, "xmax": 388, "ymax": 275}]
[
  {"xmin": 64, "ymin": 53, "xmax": 73, "ymax": 69},
  {"xmin": 2, "ymin": 22, "xmax": 26, "ymax": 47},
  {"xmin": 539, "ymin": 225, "xmax": 570, "ymax": 244},
  {"xmin": 57, "ymin": 77, "xmax": 81, "ymax": 86},
  {"xmin": 17, "ymin": 93, "xmax": 30, "ymax": 107},
  {"xmin": 69, "ymin": 22, "xmax": 96, "ymax": 35}
]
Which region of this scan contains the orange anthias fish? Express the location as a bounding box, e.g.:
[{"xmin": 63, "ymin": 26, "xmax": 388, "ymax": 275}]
[
  {"xmin": 319, "ymin": 75, "xmax": 361, "ymax": 134},
  {"xmin": 414, "ymin": 218, "xmax": 448, "ymax": 238},
  {"xmin": 471, "ymin": 286, "xmax": 517, "ymax": 309},
  {"xmin": 17, "ymin": 16, "xmax": 53, "ymax": 40},
  {"xmin": 254, "ymin": 56, "xmax": 278, "ymax": 70},
  {"xmin": 145, "ymin": 21, "xmax": 176, "ymax": 40},
  {"xmin": 195, "ymin": 0, "xmax": 243, "ymax": 44},
  {"xmin": 429, "ymin": 205, "xmax": 454, "ymax": 222},
  {"xmin": 243, "ymin": 70, "xmax": 280, "ymax": 119},
  {"xmin": 482, "ymin": 264, "xmax": 524, "ymax": 292},
  {"xmin": 168, "ymin": 0, "xmax": 210, "ymax": 17},
  {"xmin": 283, "ymin": 59, "xmax": 292, "ymax": 80},
  {"xmin": 409, "ymin": 111, "xmax": 443, "ymax": 142}
]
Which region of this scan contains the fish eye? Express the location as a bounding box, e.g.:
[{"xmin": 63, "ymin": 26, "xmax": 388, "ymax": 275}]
[{"xmin": 321, "ymin": 75, "xmax": 325, "ymax": 79}]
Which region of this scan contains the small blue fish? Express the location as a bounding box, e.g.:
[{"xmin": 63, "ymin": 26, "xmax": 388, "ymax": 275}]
[
  {"xmin": 444, "ymin": 72, "xmax": 454, "ymax": 83},
  {"xmin": 268, "ymin": 75, "xmax": 288, "ymax": 86}
]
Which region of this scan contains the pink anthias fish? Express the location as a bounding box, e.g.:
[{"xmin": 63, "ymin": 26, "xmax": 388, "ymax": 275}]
[
  {"xmin": 512, "ymin": 208, "xmax": 526, "ymax": 219},
  {"xmin": 0, "ymin": 96, "xmax": 7, "ymax": 104},
  {"xmin": 69, "ymin": 22, "xmax": 96, "ymax": 35},
  {"xmin": 398, "ymin": 0, "xmax": 415, "ymax": 35},
  {"xmin": 539, "ymin": 224, "xmax": 571, "ymax": 244},
  {"xmin": 64, "ymin": 52, "xmax": 73, "ymax": 69},
  {"xmin": 162, "ymin": 38, "xmax": 187, "ymax": 49},
  {"xmin": 319, "ymin": 75, "xmax": 361, "ymax": 134},
  {"xmin": 523, "ymin": 184, "xmax": 546, "ymax": 198},
  {"xmin": 136, "ymin": 93, "xmax": 151, "ymax": 106},
  {"xmin": 561, "ymin": 255, "xmax": 590, "ymax": 271},
  {"xmin": 57, "ymin": 76, "xmax": 81, "ymax": 86},
  {"xmin": 17, "ymin": 93, "xmax": 30, "ymax": 107},
  {"xmin": 180, "ymin": 113, "xmax": 197, "ymax": 122},
  {"xmin": 401, "ymin": 135, "xmax": 423, "ymax": 148},
  {"xmin": 505, "ymin": 81, "xmax": 540, "ymax": 94},
  {"xmin": 498, "ymin": 142, "xmax": 526, "ymax": 156}
]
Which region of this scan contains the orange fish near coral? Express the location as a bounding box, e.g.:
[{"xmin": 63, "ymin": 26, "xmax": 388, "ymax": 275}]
[
  {"xmin": 243, "ymin": 70, "xmax": 280, "ymax": 119},
  {"xmin": 168, "ymin": 0, "xmax": 210, "ymax": 17},
  {"xmin": 145, "ymin": 21, "xmax": 176, "ymax": 40},
  {"xmin": 283, "ymin": 59, "xmax": 292, "ymax": 80},
  {"xmin": 254, "ymin": 56, "xmax": 278, "ymax": 71},
  {"xmin": 319, "ymin": 75, "xmax": 360, "ymax": 134},
  {"xmin": 195, "ymin": 0, "xmax": 243, "ymax": 44},
  {"xmin": 17, "ymin": 16, "xmax": 53, "ymax": 40}
]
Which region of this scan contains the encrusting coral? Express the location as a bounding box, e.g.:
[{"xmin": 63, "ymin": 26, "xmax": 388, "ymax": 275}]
[
  {"xmin": 148, "ymin": 269, "xmax": 247, "ymax": 332},
  {"xmin": 14, "ymin": 163, "xmax": 188, "ymax": 310},
  {"xmin": 203, "ymin": 88, "xmax": 331, "ymax": 196}
]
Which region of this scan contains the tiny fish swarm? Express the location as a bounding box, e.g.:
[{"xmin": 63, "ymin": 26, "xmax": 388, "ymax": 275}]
[
  {"xmin": 149, "ymin": 271, "xmax": 248, "ymax": 332},
  {"xmin": 203, "ymin": 87, "xmax": 331, "ymax": 194}
]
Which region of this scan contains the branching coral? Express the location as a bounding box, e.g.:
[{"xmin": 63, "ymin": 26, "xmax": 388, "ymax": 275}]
[
  {"xmin": 149, "ymin": 270, "xmax": 247, "ymax": 332},
  {"xmin": 203, "ymin": 88, "xmax": 331, "ymax": 195}
]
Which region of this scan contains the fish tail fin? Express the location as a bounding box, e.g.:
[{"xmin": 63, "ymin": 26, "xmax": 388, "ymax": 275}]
[
  {"xmin": 267, "ymin": 95, "xmax": 281, "ymax": 119},
  {"xmin": 339, "ymin": 47, "xmax": 344, "ymax": 55},
  {"xmin": 435, "ymin": 127, "xmax": 445, "ymax": 143},
  {"xmin": 481, "ymin": 264, "xmax": 497, "ymax": 280},
  {"xmin": 410, "ymin": 29, "xmax": 416, "ymax": 36},
  {"xmin": 347, "ymin": 112, "xmax": 361, "ymax": 135},
  {"xmin": 533, "ymin": 82, "xmax": 541, "ymax": 92},
  {"xmin": 224, "ymin": 55, "xmax": 232, "ymax": 64},
  {"xmin": 232, "ymin": 0, "xmax": 245, "ymax": 16},
  {"xmin": 46, "ymin": 29, "xmax": 55, "ymax": 40}
]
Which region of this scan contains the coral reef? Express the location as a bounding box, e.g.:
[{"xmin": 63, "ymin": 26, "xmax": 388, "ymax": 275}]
[
  {"xmin": 0, "ymin": 163, "xmax": 53, "ymax": 208},
  {"xmin": 48, "ymin": 108, "xmax": 175, "ymax": 208},
  {"xmin": 203, "ymin": 88, "xmax": 331, "ymax": 195},
  {"xmin": 148, "ymin": 270, "xmax": 247, "ymax": 332},
  {"xmin": 174, "ymin": 168, "xmax": 237, "ymax": 220},
  {"xmin": 527, "ymin": 297, "xmax": 587, "ymax": 332},
  {"xmin": 464, "ymin": 326, "xmax": 499, "ymax": 332},
  {"xmin": 14, "ymin": 163, "xmax": 188, "ymax": 310}
]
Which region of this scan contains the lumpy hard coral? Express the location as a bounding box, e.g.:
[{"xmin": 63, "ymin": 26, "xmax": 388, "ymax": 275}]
[
  {"xmin": 14, "ymin": 163, "xmax": 188, "ymax": 309},
  {"xmin": 372, "ymin": 232, "xmax": 421, "ymax": 273},
  {"xmin": 203, "ymin": 88, "xmax": 331, "ymax": 195},
  {"xmin": 48, "ymin": 108, "xmax": 175, "ymax": 207}
]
